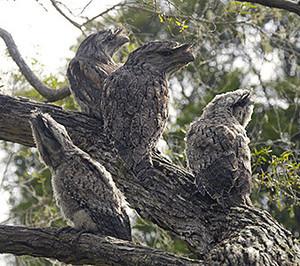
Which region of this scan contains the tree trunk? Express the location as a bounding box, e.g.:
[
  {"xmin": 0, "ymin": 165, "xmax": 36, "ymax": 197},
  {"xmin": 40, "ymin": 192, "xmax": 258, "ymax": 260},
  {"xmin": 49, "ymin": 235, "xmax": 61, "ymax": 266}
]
[{"xmin": 0, "ymin": 94, "xmax": 299, "ymax": 265}]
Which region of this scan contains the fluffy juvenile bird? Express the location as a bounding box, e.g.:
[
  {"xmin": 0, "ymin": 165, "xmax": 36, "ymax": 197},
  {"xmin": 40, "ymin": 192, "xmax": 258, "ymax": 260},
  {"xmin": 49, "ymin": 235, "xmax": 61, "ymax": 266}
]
[
  {"xmin": 30, "ymin": 112, "xmax": 131, "ymax": 240},
  {"xmin": 102, "ymin": 41, "xmax": 194, "ymax": 172},
  {"xmin": 67, "ymin": 28, "xmax": 129, "ymax": 119},
  {"xmin": 186, "ymin": 89, "xmax": 254, "ymax": 208}
]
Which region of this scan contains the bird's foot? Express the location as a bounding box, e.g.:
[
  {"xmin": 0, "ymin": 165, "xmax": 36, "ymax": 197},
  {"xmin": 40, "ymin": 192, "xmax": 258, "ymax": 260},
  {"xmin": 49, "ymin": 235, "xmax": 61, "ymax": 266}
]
[
  {"xmin": 55, "ymin": 225, "xmax": 76, "ymax": 236},
  {"xmin": 71, "ymin": 229, "xmax": 89, "ymax": 245}
]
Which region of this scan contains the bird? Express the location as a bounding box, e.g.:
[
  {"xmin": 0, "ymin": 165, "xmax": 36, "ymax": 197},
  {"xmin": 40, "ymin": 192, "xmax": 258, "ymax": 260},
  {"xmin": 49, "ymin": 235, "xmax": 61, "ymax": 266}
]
[
  {"xmin": 67, "ymin": 28, "xmax": 129, "ymax": 120},
  {"xmin": 29, "ymin": 111, "xmax": 132, "ymax": 241},
  {"xmin": 101, "ymin": 41, "xmax": 194, "ymax": 173},
  {"xmin": 185, "ymin": 89, "xmax": 254, "ymax": 208}
]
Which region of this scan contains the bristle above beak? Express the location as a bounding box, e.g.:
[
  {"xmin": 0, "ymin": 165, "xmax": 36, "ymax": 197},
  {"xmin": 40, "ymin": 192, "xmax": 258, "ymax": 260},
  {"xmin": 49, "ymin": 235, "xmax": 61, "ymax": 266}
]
[
  {"xmin": 176, "ymin": 43, "xmax": 191, "ymax": 51},
  {"xmin": 115, "ymin": 27, "xmax": 125, "ymax": 35}
]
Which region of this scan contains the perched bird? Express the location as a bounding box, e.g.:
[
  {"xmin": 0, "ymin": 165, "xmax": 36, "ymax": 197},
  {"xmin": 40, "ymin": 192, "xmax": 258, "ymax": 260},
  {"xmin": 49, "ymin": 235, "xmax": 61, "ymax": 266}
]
[
  {"xmin": 30, "ymin": 112, "xmax": 131, "ymax": 240},
  {"xmin": 186, "ymin": 89, "xmax": 254, "ymax": 208},
  {"xmin": 67, "ymin": 28, "xmax": 129, "ymax": 119},
  {"xmin": 101, "ymin": 41, "xmax": 194, "ymax": 172}
]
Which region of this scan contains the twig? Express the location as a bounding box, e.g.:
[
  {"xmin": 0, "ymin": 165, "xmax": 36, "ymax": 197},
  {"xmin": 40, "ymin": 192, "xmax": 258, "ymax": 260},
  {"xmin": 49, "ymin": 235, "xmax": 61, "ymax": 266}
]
[
  {"xmin": 49, "ymin": 0, "xmax": 81, "ymax": 28},
  {"xmin": 82, "ymin": 2, "xmax": 127, "ymax": 26}
]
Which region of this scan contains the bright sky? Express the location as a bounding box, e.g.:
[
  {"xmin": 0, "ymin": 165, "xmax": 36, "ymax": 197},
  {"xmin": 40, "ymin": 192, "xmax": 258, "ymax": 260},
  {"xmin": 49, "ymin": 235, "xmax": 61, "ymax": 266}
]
[{"xmin": 0, "ymin": 0, "xmax": 119, "ymax": 263}]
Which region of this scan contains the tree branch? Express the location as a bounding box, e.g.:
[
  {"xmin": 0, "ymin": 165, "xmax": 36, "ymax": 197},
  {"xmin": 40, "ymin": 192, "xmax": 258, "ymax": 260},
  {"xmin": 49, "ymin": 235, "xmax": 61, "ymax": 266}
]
[
  {"xmin": 0, "ymin": 28, "xmax": 71, "ymax": 102},
  {"xmin": 0, "ymin": 94, "xmax": 299, "ymax": 265},
  {"xmin": 239, "ymin": 0, "xmax": 300, "ymax": 16},
  {"xmin": 49, "ymin": 0, "xmax": 86, "ymax": 35},
  {"xmin": 106, "ymin": 3, "xmax": 247, "ymax": 25},
  {"xmin": 82, "ymin": 2, "xmax": 127, "ymax": 27},
  {"xmin": 0, "ymin": 225, "xmax": 200, "ymax": 265}
]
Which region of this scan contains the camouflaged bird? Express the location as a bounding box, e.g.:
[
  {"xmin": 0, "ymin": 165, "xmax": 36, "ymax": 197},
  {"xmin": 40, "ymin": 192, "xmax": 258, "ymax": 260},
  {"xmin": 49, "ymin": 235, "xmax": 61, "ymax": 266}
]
[
  {"xmin": 101, "ymin": 41, "xmax": 194, "ymax": 172},
  {"xmin": 186, "ymin": 89, "xmax": 254, "ymax": 208},
  {"xmin": 67, "ymin": 28, "xmax": 129, "ymax": 119},
  {"xmin": 30, "ymin": 112, "xmax": 131, "ymax": 240}
]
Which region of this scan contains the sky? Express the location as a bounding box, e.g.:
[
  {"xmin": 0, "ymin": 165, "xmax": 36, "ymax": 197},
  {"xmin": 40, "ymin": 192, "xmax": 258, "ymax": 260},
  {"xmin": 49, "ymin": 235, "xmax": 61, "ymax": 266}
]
[{"xmin": 0, "ymin": 0, "xmax": 119, "ymax": 263}]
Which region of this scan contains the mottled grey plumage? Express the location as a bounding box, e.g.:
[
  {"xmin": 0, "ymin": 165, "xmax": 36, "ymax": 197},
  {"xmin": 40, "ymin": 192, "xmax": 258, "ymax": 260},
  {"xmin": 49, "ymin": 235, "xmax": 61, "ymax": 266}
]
[
  {"xmin": 102, "ymin": 41, "xmax": 194, "ymax": 170},
  {"xmin": 30, "ymin": 112, "xmax": 131, "ymax": 240},
  {"xmin": 67, "ymin": 28, "xmax": 129, "ymax": 119},
  {"xmin": 186, "ymin": 89, "xmax": 254, "ymax": 207}
]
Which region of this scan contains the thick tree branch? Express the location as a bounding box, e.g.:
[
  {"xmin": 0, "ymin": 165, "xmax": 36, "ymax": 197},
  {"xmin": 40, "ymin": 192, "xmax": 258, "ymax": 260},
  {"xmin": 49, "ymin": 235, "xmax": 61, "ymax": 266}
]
[
  {"xmin": 0, "ymin": 28, "xmax": 71, "ymax": 102},
  {"xmin": 0, "ymin": 225, "xmax": 200, "ymax": 265},
  {"xmin": 0, "ymin": 94, "xmax": 299, "ymax": 265},
  {"xmin": 240, "ymin": 0, "xmax": 300, "ymax": 16}
]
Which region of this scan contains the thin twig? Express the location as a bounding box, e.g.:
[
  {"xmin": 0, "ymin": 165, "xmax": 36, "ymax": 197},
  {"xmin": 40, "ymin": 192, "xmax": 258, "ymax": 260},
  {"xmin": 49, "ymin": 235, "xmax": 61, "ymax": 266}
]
[
  {"xmin": 82, "ymin": 2, "xmax": 127, "ymax": 26},
  {"xmin": 80, "ymin": 0, "xmax": 94, "ymax": 15}
]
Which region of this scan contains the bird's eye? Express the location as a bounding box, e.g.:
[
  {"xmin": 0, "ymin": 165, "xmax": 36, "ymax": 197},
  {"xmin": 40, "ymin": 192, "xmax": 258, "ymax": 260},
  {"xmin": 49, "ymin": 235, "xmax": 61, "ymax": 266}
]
[
  {"xmin": 107, "ymin": 36, "xmax": 114, "ymax": 41},
  {"xmin": 159, "ymin": 50, "xmax": 173, "ymax": 56}
]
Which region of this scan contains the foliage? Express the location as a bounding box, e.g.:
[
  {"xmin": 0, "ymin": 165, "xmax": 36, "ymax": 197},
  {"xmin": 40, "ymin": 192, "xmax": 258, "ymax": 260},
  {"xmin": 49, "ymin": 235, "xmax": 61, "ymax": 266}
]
[
  {"xmin": 251, "ymin": 147, "xmax": 300, "ymax": 237},
  {"xmin": 132, "ymin": 216, "xmax": 196, "ymax": 258}
]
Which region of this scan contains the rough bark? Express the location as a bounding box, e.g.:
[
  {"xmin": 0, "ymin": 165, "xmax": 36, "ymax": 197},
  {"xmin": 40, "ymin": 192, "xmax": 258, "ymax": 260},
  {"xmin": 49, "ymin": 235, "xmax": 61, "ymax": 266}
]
[
  {"xmin": 0, "ymin": 225, "xmax": 200, "ymax": 265},
  {"xmin": 0, "ymin": 27, "xmax": 71, "ymax": 102},
  {"xmin": 0, "ymin": 94, "xmax": 299, "ymax": 265}
]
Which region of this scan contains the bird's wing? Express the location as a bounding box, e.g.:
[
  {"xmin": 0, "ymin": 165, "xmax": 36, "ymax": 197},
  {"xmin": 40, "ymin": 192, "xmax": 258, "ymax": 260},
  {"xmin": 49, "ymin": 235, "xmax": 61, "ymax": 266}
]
[
  {"xmin": 102, "ymin": 69, "xmax": 138, "ymax": 146},
  {"xmin": 187, "ymin": 123, "xmax": 239, "ymax": 201},
  {"xmin": 67, "ymin": 57, "xmax": 116, "ymax": 117},
  {"xmin": 130, "ymin": 76, "xmax": 169, "ymax": 149},
  {"xmin": 62, "ymin": 152, "xmax": 131, "ymax": 239}
]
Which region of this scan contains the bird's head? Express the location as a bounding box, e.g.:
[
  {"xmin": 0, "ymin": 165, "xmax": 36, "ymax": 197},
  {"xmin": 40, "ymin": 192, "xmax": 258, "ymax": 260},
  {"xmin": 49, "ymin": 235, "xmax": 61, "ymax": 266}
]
[
  {"xmin": 125, "ymin": 41, "xmax": 194, "ymax": 76},
  {"xmin": 76, "ymin": 27, "xmax": 129, "ymax": 59},
  {"xmin": 30, "ymin": 111, "xmax": 74, "ymax": 169},
  {"xmin": 204, "ymin": 89, "xmax": 254, "ymax": 127}
]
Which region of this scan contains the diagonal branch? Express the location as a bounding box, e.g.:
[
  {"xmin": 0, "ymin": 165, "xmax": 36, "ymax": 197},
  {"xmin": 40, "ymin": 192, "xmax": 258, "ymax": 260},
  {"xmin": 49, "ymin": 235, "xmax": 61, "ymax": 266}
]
[
  {"xmin": 82, "ymin": 2, "xmax": 127, "ymax": 26},
  {"xmin": 0, "ymin": 225, "xmax": 200, "ymax": 265},
  {"xmin": 238, "ymin": 0, "xmax": 300, "ymax": 16},
  {"xmin": 0, "ymin": 27, "xmax": 71, "ymax": 102},
  {"xmin": 49, "ymin": 0, "xmax": 86, "ymax": 36},
  {"xmin": 0, "ymin": 94, "xmax": 299, "ymax": 265}
]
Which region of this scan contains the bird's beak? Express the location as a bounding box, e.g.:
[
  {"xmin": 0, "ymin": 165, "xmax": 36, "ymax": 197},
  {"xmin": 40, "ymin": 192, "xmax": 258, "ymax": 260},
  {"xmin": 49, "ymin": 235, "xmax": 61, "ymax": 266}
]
[
  {"xmin": 115, "ymin": 27, "xmax": 130, "ymax": 45},
  {"xmin": 174, "ymin": 43, "xmax": 194, "ymax": 63}
]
